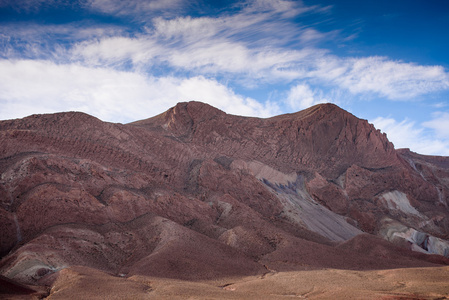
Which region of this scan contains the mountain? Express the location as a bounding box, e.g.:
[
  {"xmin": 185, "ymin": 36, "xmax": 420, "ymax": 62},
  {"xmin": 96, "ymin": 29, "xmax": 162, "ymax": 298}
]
[{"xmin": 1, "ymin": 102, "xmax": 449, "ymax": 298}]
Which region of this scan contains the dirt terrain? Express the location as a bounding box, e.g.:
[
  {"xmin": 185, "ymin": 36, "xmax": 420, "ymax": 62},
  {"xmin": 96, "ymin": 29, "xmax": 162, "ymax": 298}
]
[{"xmin": 4, "ymin": 265, "xmax": 449, "ymax": 299}]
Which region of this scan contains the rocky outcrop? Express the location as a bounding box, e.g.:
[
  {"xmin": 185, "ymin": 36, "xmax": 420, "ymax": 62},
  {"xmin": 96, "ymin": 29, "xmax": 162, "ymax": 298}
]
[{"xmin": 1, "ymin": 101, "xmax": 449, "ymax": 288}]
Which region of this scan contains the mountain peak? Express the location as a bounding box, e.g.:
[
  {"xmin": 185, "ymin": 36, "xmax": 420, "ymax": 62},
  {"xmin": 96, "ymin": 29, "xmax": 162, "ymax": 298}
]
[
  {"xmin": 131, "ymin": 102, "xmax": 396, "ymax": 173},
  {"xmin": 267, "ymin": 103, "xmax": 358, "ymax": 124},
  {"xmin": 175, "ymin": 101, "xmax": 225, "ymax": 114},
  {"xmin": 131, "ymin": 101, "xmax": 226, "ymax": 131},
  {"xmin": 171, "ymin": 101, "xmax": 226, "ymax": 122},
  {"xmin": 2, "ymin": 100, "xmax": 449, "ymax": 296}
]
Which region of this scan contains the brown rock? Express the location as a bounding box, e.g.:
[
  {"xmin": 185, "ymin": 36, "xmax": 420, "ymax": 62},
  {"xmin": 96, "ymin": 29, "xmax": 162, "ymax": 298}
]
[{"xmin": 1, "ymin": 101, "xmax": 449, "ymax": 294}]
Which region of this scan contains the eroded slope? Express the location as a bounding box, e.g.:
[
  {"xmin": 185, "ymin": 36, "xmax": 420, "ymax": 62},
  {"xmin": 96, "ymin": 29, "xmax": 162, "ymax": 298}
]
[{"xmin": 1, "ymin": 102, "xmax": 449, "ymax": 293}]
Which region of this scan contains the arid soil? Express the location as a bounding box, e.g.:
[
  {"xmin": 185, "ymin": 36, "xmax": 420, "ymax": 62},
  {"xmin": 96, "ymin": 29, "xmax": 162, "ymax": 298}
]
[
  {"xmin": 1, "ymin": 102, "xmax": 449, "ymax": 298},
  {"xmin": 4, "ymin": 265, "xmax": 449, "ymax": 299}
]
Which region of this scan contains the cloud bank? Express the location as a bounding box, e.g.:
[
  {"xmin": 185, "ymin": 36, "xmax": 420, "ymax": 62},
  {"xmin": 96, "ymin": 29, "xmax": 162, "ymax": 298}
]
[
  {"xmin": 0, "ymin": 59, "xmax": 276, "ymax": 122},
  {"xmin": 372, "ymin": 116, "xmax": 449, "ymax": 156}
]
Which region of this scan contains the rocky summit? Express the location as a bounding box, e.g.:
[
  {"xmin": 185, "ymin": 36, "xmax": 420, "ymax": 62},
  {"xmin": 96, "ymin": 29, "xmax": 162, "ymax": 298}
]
[{"xmin": 1, "ymin": 102, "xmax": 449, "ymax": 299}]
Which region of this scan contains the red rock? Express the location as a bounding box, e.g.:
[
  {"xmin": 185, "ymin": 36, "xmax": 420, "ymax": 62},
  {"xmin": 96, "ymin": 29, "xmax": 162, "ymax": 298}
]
[{"xmin": 1, "ymin": 101, "xmax": 449, "ymax": 288}]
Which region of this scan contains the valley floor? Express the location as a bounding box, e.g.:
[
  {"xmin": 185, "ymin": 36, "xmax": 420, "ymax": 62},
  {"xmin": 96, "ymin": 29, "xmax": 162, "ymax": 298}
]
[{"xmin": 3, "ymin": 265, "xmax": 449, "ymax": 299}]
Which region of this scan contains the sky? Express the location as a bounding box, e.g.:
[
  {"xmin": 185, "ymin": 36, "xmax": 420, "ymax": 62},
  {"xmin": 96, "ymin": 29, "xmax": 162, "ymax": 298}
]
[{"xmin": 0, "ymin": 0, "xmax": 449, "ymax": 156}]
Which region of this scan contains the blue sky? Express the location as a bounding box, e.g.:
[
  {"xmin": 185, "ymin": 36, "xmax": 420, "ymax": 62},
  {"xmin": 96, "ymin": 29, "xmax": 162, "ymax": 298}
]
[{"xmin": 1, "ymin": 0, "xmax": 448, "ymax": 155}]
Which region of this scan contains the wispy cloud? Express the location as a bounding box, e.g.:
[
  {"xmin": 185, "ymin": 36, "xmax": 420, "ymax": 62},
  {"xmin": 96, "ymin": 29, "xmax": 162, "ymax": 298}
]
[
  {"xmin": 336, "ymin": 57, "xmax": 449, "ymax": 100},
  {"xmin": 69, "ymin": 9, "xmax": 330, "ymax": 79},
  {"xmin": 240, "ymin": 0, "xmax": 320, "ymax": 18},
  {"xmin": 6, "ymin": 0, "xmax": 446, "ymax": 102},
  {"xmin": 2, "ymin": 0, "xmax": 449, "ymax": 103},
  {"xmin": 0, "ymin": 0, "xmax": 74, "ymax": 13},
  {"xmin": 371, "ymin": 116, "xmax": 449, "ymax": 156},
  {"xmin": 72, "ymin": 36, "xmax": 161, "ymax": 67},
  {"xmin": 423, "ymin": 112, "xmax": 449, "ymax": 140},
  {"xmin": 67, "ymin": 13, "xmax": 449, "ymax": 100},
  {"xmin": 0, "ymin": 22, "xmax": 124, "ymax": 60},
  {"xmin": 85, "ymin": 0, "xmax": 191, "ymax": 18}
]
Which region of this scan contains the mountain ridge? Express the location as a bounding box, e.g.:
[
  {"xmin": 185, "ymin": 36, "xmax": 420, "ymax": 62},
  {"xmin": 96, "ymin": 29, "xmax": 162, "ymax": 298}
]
[{"xmin": 1, "ymin": 101, "xmax": 449, "ymax": 295}]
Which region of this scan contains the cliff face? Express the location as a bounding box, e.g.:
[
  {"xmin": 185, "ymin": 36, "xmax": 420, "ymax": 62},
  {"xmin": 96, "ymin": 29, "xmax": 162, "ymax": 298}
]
[{"xmin": 1, "ymin": 101, "xmax": 449, "ymax": 287}]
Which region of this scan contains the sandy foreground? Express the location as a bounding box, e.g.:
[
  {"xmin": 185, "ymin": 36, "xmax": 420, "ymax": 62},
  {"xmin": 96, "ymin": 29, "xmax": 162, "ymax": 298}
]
[{"xmin": 3, "ymin": 265, "xmax": 449, "ymax": 299}]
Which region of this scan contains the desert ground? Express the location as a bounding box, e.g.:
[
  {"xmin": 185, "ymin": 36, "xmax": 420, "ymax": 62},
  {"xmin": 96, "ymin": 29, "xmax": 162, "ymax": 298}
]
[{"xmin": 2, "ymin": 265, "xmax": 449, "ymax": 299}]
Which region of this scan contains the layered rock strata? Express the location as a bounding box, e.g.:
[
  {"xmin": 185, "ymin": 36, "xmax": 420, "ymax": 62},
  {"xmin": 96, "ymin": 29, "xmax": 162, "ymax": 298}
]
[{"xmin": 1, "ymin": 102, "xmax": 449, "ymax": 288}]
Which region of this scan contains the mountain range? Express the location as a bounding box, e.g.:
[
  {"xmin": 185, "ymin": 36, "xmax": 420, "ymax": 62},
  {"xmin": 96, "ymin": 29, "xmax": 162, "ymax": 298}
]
[{"xmin": 1, "ymin": 102, "xmax": 449, "ymax": 299}]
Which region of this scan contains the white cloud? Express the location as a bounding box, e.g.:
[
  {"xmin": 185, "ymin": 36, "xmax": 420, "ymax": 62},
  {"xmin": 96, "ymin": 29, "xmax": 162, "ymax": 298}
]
[
  {"xmin": 85, "ymin": 0, "xmax": 187, "ymax": 17},
  {"xmin": 286, "ymin": 83, "xmax": 329, "ymax": 110},
  {"xmin": 72, "ymin": 36, "xmax": 160, "ymax": 67},
  {"xmin": 308, "ymin": 55, "xmax": 449, "ymax": 100},
  {"xmin": 242, "ymin": 0, "xmax": 307, "ymax": 17},
  {"xmin": 0, "ymin": 22, "xmax": 125, "ymax": 61},
  {"xmin": 0, "ymin": 22, "xmax": 122, "ymax": 41},
  {"xmin": 337, "ymin": 57, "xmax": 449, "ymax": 100},
  {"xmin": 69, "ymin": 14, "xmax": 324, "ymax": 81},
  {"xmin": 0, "ymin": 59, "xmax": 278, "ymax": 123},
  {"xmin": 69, "ymin": 13, "xmax": 449, "ymax": 100},
  {"xmin": 152, "ymin": 16, "xmax": 223, "ymax": 40},
  {"xmin": 68, "ymin": 0, "xmax": 331, "ymax": 74},
  {"xmin": 7, "ymin": 1, "xmax": 446, "ymax": 103},
  {"xmin": 175, "ymin": 76, "xmax": 279, "ymax": 117},
  {"xmin": 85, "ymin": 0, "xmax": 318, "ymax": 21},
  {"xmin": 0, "ymin": 0, "xmax": 69, "ymax": 12},
  {"xmin": 371, "ymin": 116, "xmax": 449, "ymax": 156},
  {"xmin": 432, "ymin": 102, "xmax": 448, "ymax": 108},
  {"xmin": 2, "ymin": 0, "xmax": 449, "ymax": 103},
  {"xmin": 0, "ymin": 59, "xmax": 155, "ymax": 122},
  {"xmin": 423, "ymin": 112, "xmax": 449, "ymax": 140}
]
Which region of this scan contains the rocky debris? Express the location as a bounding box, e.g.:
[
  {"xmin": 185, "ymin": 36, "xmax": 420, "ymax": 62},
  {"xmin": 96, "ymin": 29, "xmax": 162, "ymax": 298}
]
[
  {"xmin": 1, "ymin": 101, "xmax": 449, "ymax": 290},
  {"xmin": 380, "ymin": 218, "xmax": 449, "ymax": 257}
]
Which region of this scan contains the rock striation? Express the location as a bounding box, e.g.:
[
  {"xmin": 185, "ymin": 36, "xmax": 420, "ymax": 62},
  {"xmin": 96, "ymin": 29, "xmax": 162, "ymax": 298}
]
[{"xmin": 1, "ymin": 101, "xmax": 449, "ymax": 290}]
